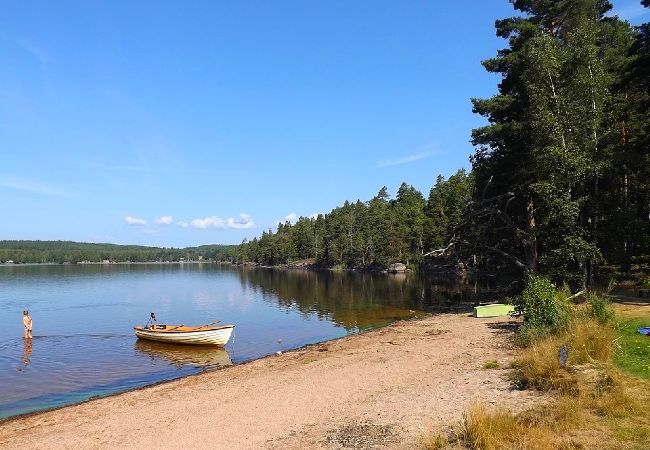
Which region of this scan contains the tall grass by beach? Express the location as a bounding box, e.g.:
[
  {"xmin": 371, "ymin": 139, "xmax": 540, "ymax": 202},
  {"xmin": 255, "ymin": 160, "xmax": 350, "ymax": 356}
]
[{"xmin": 425, "ymin": 279, "xmax": 650, "ymax": 450}]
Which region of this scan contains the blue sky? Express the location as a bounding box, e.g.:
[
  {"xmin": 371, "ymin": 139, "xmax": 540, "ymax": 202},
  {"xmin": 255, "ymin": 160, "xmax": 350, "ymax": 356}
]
[{"xmin": 1, "ymin": 1, "xmax": 648, "ymax": 247}]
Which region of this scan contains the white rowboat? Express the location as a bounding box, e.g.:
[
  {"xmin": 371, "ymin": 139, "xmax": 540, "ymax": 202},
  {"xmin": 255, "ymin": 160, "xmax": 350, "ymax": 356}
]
[{"xmin": 133, "ymin": 324, "xmax": 234, "ymax": 346}]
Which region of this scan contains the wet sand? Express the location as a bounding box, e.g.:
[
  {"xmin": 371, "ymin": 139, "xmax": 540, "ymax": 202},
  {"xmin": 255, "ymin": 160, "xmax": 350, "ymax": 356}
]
[{"xmin": 0, "ymin": 312, "xmax": 541, "ymax": 449}]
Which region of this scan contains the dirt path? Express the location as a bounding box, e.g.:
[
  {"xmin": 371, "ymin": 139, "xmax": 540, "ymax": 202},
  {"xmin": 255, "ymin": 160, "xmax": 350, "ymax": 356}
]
[{"xmin": 0, "ymin": 313, "xmax": 541, "ymax": 449}]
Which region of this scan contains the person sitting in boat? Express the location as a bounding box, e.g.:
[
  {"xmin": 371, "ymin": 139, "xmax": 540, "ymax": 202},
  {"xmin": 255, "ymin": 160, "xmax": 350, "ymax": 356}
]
[{"xmin": 148, "ymin": 312, "xmax": 157, "ymax": 330}]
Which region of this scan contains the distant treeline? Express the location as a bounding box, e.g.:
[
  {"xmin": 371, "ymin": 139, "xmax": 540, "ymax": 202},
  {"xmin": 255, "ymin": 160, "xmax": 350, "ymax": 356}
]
[
  {"xmin": 238, "ymin": 0, "xmax": 650, "ymax": 286},
  {"xmin": 237, "ymin": 170, "xmax": 473, "ymax": 269},
  {"xmin": 0, "ymin": 241, "xmax": 237, "ymax": 264}
]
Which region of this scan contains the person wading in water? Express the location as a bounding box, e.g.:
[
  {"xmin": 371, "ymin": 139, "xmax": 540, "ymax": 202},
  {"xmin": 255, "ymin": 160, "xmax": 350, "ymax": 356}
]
[{"xmin": 22, "ymin": 310, "xmax": 33, "ymax": 339}]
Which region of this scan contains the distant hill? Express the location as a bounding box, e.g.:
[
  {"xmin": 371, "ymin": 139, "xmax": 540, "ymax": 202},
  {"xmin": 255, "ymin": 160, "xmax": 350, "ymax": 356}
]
[{"xmin": 0, "ymin": 240, "xmax": 237, "ymax": 264}]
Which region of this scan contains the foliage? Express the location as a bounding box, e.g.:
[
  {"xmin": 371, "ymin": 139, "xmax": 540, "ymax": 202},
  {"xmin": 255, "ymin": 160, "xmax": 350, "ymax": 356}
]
[
  {"xmin": 512, "ymin": 274, "xmax": 571, "ymax": 339},
  {"xmin": 586, "ymin": 292, "xmax": 615, "ymax": 323},
  {"xmin": 0, "ymin": 240, "xmax": 237, "ymax": 264},
  {"xmin": 467, "ymin": 0, "xmax": 649, "ymax": 285},
  {"xmin": 237, "ymin": 170, "xmax": 473, "ymax": 270}
]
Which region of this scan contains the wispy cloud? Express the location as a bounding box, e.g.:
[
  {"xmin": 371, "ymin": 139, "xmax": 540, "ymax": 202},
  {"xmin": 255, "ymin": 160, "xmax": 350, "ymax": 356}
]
[
  {"xmin": 0, "ymin": 175, "xmax": 72, "ymax": 197},
  {"xmin": 124, "ymin": 216, "xmax": 147, "ymax": 226},
  {"xmin": 376, "ymin": 144, "xmax": 438, "ymax": 168},
  {"xmin": 177, "ymin": 221, "xmax": 189, "ymax": 228},
  {"xmin": 17, "ymin": 39, "xmax": 50, "ymax": 66},
  {"xmin": 190, "ymin": 214, "xmax": 255, "ymax": 230},
  {"xmin": 155, "ymin": 216, "xmax": 173, "ymax": 225}
]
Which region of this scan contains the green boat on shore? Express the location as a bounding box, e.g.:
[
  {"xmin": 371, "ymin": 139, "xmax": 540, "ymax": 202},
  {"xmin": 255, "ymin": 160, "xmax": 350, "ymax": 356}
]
[{"xmin": 474, "ymin": 303, "xmax": 515, "ymax": 318}]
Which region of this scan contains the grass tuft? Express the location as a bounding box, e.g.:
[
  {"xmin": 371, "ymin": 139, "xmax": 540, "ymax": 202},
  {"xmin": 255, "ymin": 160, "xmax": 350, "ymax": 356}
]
[
  {"xmin": 482, "ymin": 360, "xmax": 500, "ymax": 369},
  {"xmin": 512, "ymin": 318, "xmax": 615, "ymax": 393},
  {"xmin": 457, "ymin": 404, "xmax": 561, "ymax": 450}
]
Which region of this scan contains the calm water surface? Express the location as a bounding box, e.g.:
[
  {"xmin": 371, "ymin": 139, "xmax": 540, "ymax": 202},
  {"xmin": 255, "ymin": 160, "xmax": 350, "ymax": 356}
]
[{"xmin": 0, "ymin": 263, "xmax": 482, "ymax": 419}]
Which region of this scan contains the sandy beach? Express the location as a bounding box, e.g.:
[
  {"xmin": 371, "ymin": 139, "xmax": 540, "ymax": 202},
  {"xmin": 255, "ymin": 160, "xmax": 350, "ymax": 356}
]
[{"xmin": 0, "ymin": 312, "xmax": 540, "ymax": 449}]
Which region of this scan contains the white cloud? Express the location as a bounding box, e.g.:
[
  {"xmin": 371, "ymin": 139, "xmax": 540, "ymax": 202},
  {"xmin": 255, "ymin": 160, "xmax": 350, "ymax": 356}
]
[
  {"xmin": 273, "ymin": 212, "xmax": 322, "ymax": 226},
  {"xmin": 190, "ymin": 214, "xmax": 256, "ymax": 230},
  {"xmin": 177, "ymin": 221, "xmax": 189, "ymax": 228},
  {"xmin": 124, "ymin": 216, "xmax": 147, "ymax": 226},
  {"xmin": 227, "ymin": 214, "xmax": 256, "ymax": 229},
  {"xmin": 191, "ymin": 216, "xmax": 226, "ymax": 229},
  {"xmin": 274, "ymin": 212, "xmax": 298, "ymax": 226},
  {"xmin": 155, "ymin": 216, "xmax": 173, "ymax": 225}
]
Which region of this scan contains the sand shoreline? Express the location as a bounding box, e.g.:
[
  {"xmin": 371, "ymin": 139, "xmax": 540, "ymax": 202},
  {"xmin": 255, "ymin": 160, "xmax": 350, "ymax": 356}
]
[{"xmin": 0, "ymin": 312, "xmax": 542, "ymax": 449}]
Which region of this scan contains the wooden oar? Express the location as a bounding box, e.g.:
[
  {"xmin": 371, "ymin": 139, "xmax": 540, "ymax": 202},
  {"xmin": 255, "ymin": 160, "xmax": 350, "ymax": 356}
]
[
  {"xmin": 166, "ymin": 324, "xmax": 185, "ymax": 331},
  {"xmin": 193, "ymin": 321, "xmax": 221, "ymax": 330}
]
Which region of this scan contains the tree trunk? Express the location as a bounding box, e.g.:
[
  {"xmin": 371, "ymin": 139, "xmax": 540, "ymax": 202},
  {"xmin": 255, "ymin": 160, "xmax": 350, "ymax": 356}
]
[{"xmin": 523, "ymin": 198, "xmax": 538, "ymax": 271}]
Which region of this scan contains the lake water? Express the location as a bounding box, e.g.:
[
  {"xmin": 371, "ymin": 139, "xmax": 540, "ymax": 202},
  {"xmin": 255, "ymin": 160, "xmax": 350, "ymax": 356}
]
[{"xmin": 0, "ymin": 263, "xmax": 484, "ymax": 419}]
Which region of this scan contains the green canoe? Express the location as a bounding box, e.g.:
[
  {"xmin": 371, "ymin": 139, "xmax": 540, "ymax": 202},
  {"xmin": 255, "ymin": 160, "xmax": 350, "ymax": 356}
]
[{"xmin": 474, "ymin": 303, "xmax": 515, "ymax": 318}]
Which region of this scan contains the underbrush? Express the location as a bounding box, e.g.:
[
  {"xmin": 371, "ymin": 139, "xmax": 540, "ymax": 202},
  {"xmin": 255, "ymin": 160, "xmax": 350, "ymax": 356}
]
[{"xmin": 424, "ymin": 278, "xmax": 650, "ymax": 449}]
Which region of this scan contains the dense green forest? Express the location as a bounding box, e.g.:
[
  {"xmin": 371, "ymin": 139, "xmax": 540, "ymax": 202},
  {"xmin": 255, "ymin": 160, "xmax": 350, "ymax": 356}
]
[
  {"xmin": 0, "ymin": 241, "xmax": 237, "ymax": 264},
  {"xmin": 237, "ymin": 170, "xmax": 473, "ymax": 269},
  {"xmin": 237, "ymin": 0, "xmax": 649, "ymax": 286}
]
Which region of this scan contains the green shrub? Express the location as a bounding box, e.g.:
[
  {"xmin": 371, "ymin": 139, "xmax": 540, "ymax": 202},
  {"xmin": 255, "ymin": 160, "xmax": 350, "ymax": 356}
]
[
  {"xmin": 587, "ymin": 293, "xmax": 614, "ymax": 324},
  {"xmin": 512, "ymin": 274, "xmax": 571, "ymax": 339}
]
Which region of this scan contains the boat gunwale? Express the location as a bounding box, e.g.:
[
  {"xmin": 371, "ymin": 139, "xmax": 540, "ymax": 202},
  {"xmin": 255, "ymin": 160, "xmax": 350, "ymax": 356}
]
[{"xmin": 133, "ymin": 324, "xmax": 235, "ymax": 334}]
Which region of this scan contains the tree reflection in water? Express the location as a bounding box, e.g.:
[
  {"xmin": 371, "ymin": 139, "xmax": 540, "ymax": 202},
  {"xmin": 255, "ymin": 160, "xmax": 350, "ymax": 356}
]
[{"xmin": 233, "ymin": 268, "xmax": 493, "ymax": 331}]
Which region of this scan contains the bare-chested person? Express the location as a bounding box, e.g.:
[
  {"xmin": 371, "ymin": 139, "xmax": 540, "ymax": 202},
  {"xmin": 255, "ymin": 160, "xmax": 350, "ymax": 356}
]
[{"xmin": 22, "ymin": 310, "xmax": 33, "ymax": 339}]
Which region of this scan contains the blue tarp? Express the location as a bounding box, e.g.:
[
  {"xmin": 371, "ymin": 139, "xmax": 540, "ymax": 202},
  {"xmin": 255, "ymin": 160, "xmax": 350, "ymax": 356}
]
[{"xmin": 638, "ymin": 327, "xmax": 650, "ymax": 336}]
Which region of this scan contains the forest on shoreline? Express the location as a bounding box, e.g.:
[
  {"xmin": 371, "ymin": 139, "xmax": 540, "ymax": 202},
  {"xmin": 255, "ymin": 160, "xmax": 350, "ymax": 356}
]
[
  {"xmin": 0, "ymin": 240, "xmax": 237, "ymax": 264},
  {"xmin": 237, "ymin": 0, "xmax": 650, "ymax": 287}
]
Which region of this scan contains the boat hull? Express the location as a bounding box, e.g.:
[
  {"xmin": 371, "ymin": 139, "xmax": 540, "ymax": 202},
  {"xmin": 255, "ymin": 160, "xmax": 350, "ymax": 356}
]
[
  {"xmin": 134, "ymin": 325, "xmax": 234, "ymax": 346},
  {"xmin": 474, "ymin": 304, "xmax": 515, "ymax": 318}
]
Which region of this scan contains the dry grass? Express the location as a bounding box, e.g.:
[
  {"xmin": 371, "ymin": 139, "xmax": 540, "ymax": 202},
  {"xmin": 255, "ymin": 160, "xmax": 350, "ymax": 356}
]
[
  {"xmin": 458, "ymin": 404, "xmax": 559, "ymax": 450},
  {"xmin": 425, "ymin": 310, "xmax": 650, "ymax": 450},
  {"xmin": 511, "ymin": 318, "xmax": 614, "ymax": 393},
  {"xmin": 425, "ymin": 377, "xmax": 648, "ymax": 450}
]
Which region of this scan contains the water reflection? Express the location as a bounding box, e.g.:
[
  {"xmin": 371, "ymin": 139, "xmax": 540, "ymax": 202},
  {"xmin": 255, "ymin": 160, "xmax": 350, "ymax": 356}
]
[
  {"xmin": 21, "ymin": 340, "xmax": 32, "ymax": 366},
  {"xmin": 134, "ymin": 340, "xmax": 232, "ymax": 369},
  {"xmin": 233, "ymin": 268, "xmax": 491, "ymax": 331}
]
